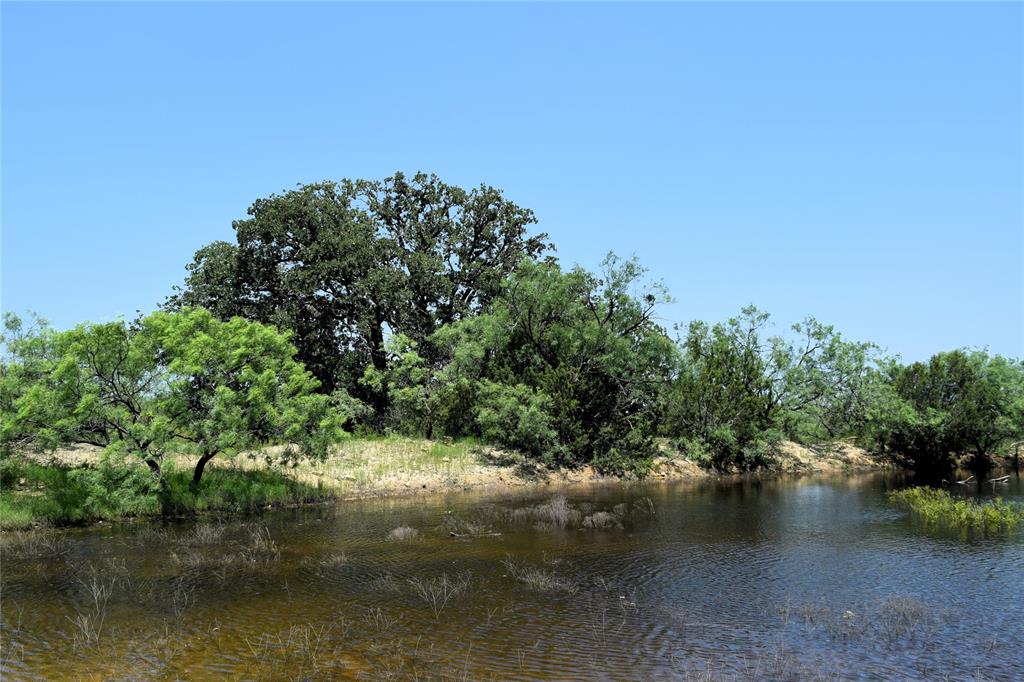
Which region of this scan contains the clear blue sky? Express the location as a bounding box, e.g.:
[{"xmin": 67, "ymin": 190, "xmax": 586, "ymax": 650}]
[{"xmin": 2, "ymin": 2, "xmax": 1021, "ymax": 361}]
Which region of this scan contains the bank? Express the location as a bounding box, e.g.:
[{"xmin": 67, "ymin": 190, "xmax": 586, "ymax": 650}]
[{"xmin": 0, "ymin": 438, "xmax": 889, "ymax": 530}]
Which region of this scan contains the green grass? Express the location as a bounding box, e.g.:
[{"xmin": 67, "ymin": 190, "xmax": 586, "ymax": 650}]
[
  {"xmin": 0, "ymin": 496, "xmax": 37, "ymax": 529},
  {"xmin": 888, "ymin": 486, "xmax": 1024, "ymax": 531},
  {"xmin": 0, "ymin": 456, "xmax": 334, "ymax": 529},
  {"xmin": 158, "ymin": 466, "xmax": 333, "ymax": 516},
  {"xmin": 0, "ymin": 436, "xmax": 488, "ymax": 528}
]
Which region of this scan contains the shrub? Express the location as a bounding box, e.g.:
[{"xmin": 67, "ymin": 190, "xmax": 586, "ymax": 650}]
[
  {"xmin": 676, "ymin": 428, "xmax": 782, "ymax": 471},
  {"xmin": 474, "ymin": 382, "xmax": 559, "ymax": 462}
]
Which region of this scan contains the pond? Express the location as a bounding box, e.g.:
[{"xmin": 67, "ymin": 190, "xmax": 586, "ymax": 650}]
[{"xmin": 1, "ymin": 472, "xmax": 1022, "ymax": 680}]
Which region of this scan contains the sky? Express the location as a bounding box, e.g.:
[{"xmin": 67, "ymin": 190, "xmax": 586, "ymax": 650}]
[{"xmin": 2, "ymin": 2, "xmax": 1021, "ymax": 361}]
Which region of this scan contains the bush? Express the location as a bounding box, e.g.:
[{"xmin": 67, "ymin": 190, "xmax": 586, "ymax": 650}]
[
  {"xmin": 867, "ymin": 351, "xmax": 1024, "ymax": 472},
  {"xmin": 0, "ymin": 457, "xmax": 161, "ymax": 526},
  {"xmin": 474, "ymin": 382, "xmax": 559, "ymax": 462},
  {"xmin": 676, "ymin": 428, "xmax": 781, "ymax": 472},
  {"xmin": 158, "ymin": 465, "xmax": 332, "ymax": 516},
  {"xmin": 0, "ymin": 455, "xmax": 25, "ymax": 488},
  {"xmin": 0, "ymin": 457, "xmax": 333, "ymax": 527}
]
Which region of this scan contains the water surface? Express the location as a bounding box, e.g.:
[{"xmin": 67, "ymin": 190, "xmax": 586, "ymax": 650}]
[{"xmin": 2, "ymin": 472, "xmax": 1022, "ymax": 680}]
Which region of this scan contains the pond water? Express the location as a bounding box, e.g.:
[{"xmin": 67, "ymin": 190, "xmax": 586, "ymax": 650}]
[{"xmin": 1, "ymin": 472, "xmax": 1022, "ymax": 680}]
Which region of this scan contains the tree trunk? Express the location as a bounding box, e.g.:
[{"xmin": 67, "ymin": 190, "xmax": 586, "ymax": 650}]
[
  {"xmin": 191, "ymin": 452, "xmax": 217, "ymax": 490},
  {"xmin": 366, "ymin": 311, "xmax": 391, "ymax": 421}
]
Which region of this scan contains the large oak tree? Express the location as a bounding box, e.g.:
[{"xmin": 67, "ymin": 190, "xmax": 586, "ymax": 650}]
[{"xmin": 167, "ymin": 172, "xmax": 550, "ymax": 410}]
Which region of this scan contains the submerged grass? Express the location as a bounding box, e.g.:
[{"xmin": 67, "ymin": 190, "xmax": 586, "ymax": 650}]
[
  {"xmin": 888, "ymin": 486, "xmax": 1024, "ymax": 530},
  {"xmin": 501, "ymin": 556, "xmax": 577, "ymax": 593}
]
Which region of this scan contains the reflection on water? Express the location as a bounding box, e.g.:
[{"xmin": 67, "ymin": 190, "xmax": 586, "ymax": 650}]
[{"xmin": 1, "ymin": 472, "xmax": 1022, "ymax": 680}]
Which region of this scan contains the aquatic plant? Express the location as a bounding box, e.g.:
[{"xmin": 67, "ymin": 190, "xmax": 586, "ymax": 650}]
[
  {"xmin": 186, "ymin": 523, "xmax": 226, "ymax": 546},
  {"xmin": 581, "ymin": 511, "xmax": 623, "ymax": 530},
  {"xmin": 501, "ymin": 556, "xmax": 577, "ymax": 593},
  {"xmin": 243, "ymin": 620, "xmax": 350, "ymax": 680},
  {"xmin": 888, "ymin": 486, "xmax": 1024, "ymax": 530},
  {"xmin": 386, "ymin": 525, "xmax": 418, "ymax": 542},
  {"xmin": 66, "ymin": 565, "xmax": 116, "ymax": 649},
  {"xmin": 0, "ymin": 528, "xmax": 71, "ymax": 559},
  {"xmin": 509, "ymin": 495, "xmax": 582, "ymax": 529},
  {"xmin": 408, "ymin": 573, "xmax": 470, "ymax": 619}
]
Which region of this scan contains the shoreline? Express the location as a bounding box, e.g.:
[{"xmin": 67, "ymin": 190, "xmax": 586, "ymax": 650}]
[{"xmin": 1, "ymin": 438, "xmax": 894, "ymax": 531}]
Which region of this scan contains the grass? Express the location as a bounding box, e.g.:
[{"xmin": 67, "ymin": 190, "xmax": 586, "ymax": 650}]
[
  {"xmin": 298, "ymin": 436, "xmax": 481, "ymax": 492},
  {"xmin": 509, "ymin": 495, "xmax": 582, "ymax": 529},
  {"xmin": 0, "ymin": 456, "xmax": 334, "ymax": 529},
  {"xmin": 408, "ymin": 573, "xmax": 471, "ymax": 619},
  {"xmin": 1, "ymin": 435, "xmax": 486, "ymax": 524},
  {"xmin": 0, "ymin": 436, "xmax": 485, "ymax": 529},
  {"xmin": 888, "ymin": 486, "xmax": 1024, "ymax": 530},
  {"xmin": 386, "ymin": 525, "xmax": 418, "ymax": 542},
  {"xmin": 501, "ymin": 556, "xmax": 577, "ymax": 593}
]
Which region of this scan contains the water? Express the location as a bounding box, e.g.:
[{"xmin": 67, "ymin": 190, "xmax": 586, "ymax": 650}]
[{"xmin": 2, "ymin": 472, "xmax": 1022, "ymax": 680}]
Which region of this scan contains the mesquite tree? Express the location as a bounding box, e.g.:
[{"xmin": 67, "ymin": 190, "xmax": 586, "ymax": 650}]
[{"xmin": 2, "ymin": 309, "xmax": 348, "ymax": 486}]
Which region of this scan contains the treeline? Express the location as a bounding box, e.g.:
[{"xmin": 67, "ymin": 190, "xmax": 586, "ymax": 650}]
[{"xmin": 3, "ymin": 173, "xmax": 1022, "ymax": 483}]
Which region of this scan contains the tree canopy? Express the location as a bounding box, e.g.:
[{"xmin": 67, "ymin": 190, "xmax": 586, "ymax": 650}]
[
  {"xmin": 168, "ymin": 172, "xmax": 550, "ymax": 409},
  {"xmin": 5, "ymin": 171, "xmax": 1021, "ymax": 482},
  {"xmin": 864, "ymin": 350, "xmax": 1024, "ymax": 471},
  {"xmin": 2, "ymin": 309, "xmax": 349, "ymax": 486},
  {"xmin": 366, "ymin": 256, "xmax": 676, "ymax": 472}
]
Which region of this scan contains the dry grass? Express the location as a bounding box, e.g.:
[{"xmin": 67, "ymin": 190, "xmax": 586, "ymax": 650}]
[
  {"xmin": 501, "ymin": 556, "xmax": 577, "ymax": 593},
  {"xmin": 510, "ymin": 495, "xmax": 582, "ymax": 529},
  {"xmin": 581, "ymin": 511, "xmax": 622, "ymax": 530},
  {"xmin": 0, "ymin": 529, "xmax": 71, "ymax": 559},
  {"xmin": 386, "ymin": 525, "xmax": 418, "ymax": 542},
  {"xmin": 408, "ymin": 572, "xmax": 471, "ymax": 619},
  {"xmin": 296, "ymin": 438, "xmax": 480, "ymax": 494}
]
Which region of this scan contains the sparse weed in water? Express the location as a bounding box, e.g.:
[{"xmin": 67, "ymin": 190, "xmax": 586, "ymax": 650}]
[
  {"xmin": 510, "ymin": 495, "xmax": 582, "ymax": 529},
  {"xmin": 0, "ymin": 529, "xmax": 71, "ymax": 559},
  {"xmin": 501, "ymin": 556, "xmax": 577, "ymax": 593},
  {"xmin": 386, "ymin": 525, "xmax": 418, "ymax": 542},
  {"xmin": 783, "ymin": 595, "xmax": 940, "ymax": 644},
  {"xmin": 581, "ymin": 511, "xmax": 622, "ymax": 530},
  {"xmin": 408, "ymin": 572, "xmax": 471, "ymax": 619}
]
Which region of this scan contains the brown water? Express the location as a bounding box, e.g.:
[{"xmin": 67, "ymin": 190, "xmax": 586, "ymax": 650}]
[{"xmin": 1, "ymin": 472, "xmax": 1022, "ymax": 681}]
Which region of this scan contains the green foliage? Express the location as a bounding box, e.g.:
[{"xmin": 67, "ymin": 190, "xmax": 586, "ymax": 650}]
[
  {"xmin": 0, "ymin": 455, "xmax": 332, "ymax": 528},
  {"xmin": 376, "ymin": 256, "xmax": 676, "ymax": 474},
  {"xmin": 0, "ymin": 456, "xmax": 160, "ymax": 527},
  {"xmin": 474, "ymin": 381, "xmax": 559, "ymax": 461},
  {"xmin": 888, "ymin": 486, "xmax": 1024, "ymax": 531},
  {"xmin": 7, "ymin": 172, "xmax": 1024, "ymax": 495},
  {"xmin": 168, "ymin": 172, "xmax": 550, "ymax": 405},
  {"xmin": 664, "ymin": 306, "xmax": 877, "ymax": 470},
  {"xmin": 865, "ymin": 351, "xmax": 1024, "ymax": 471},
  {"xmin": 2, "ymin": 308, "xmax": 352, "ymax": 486}
]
